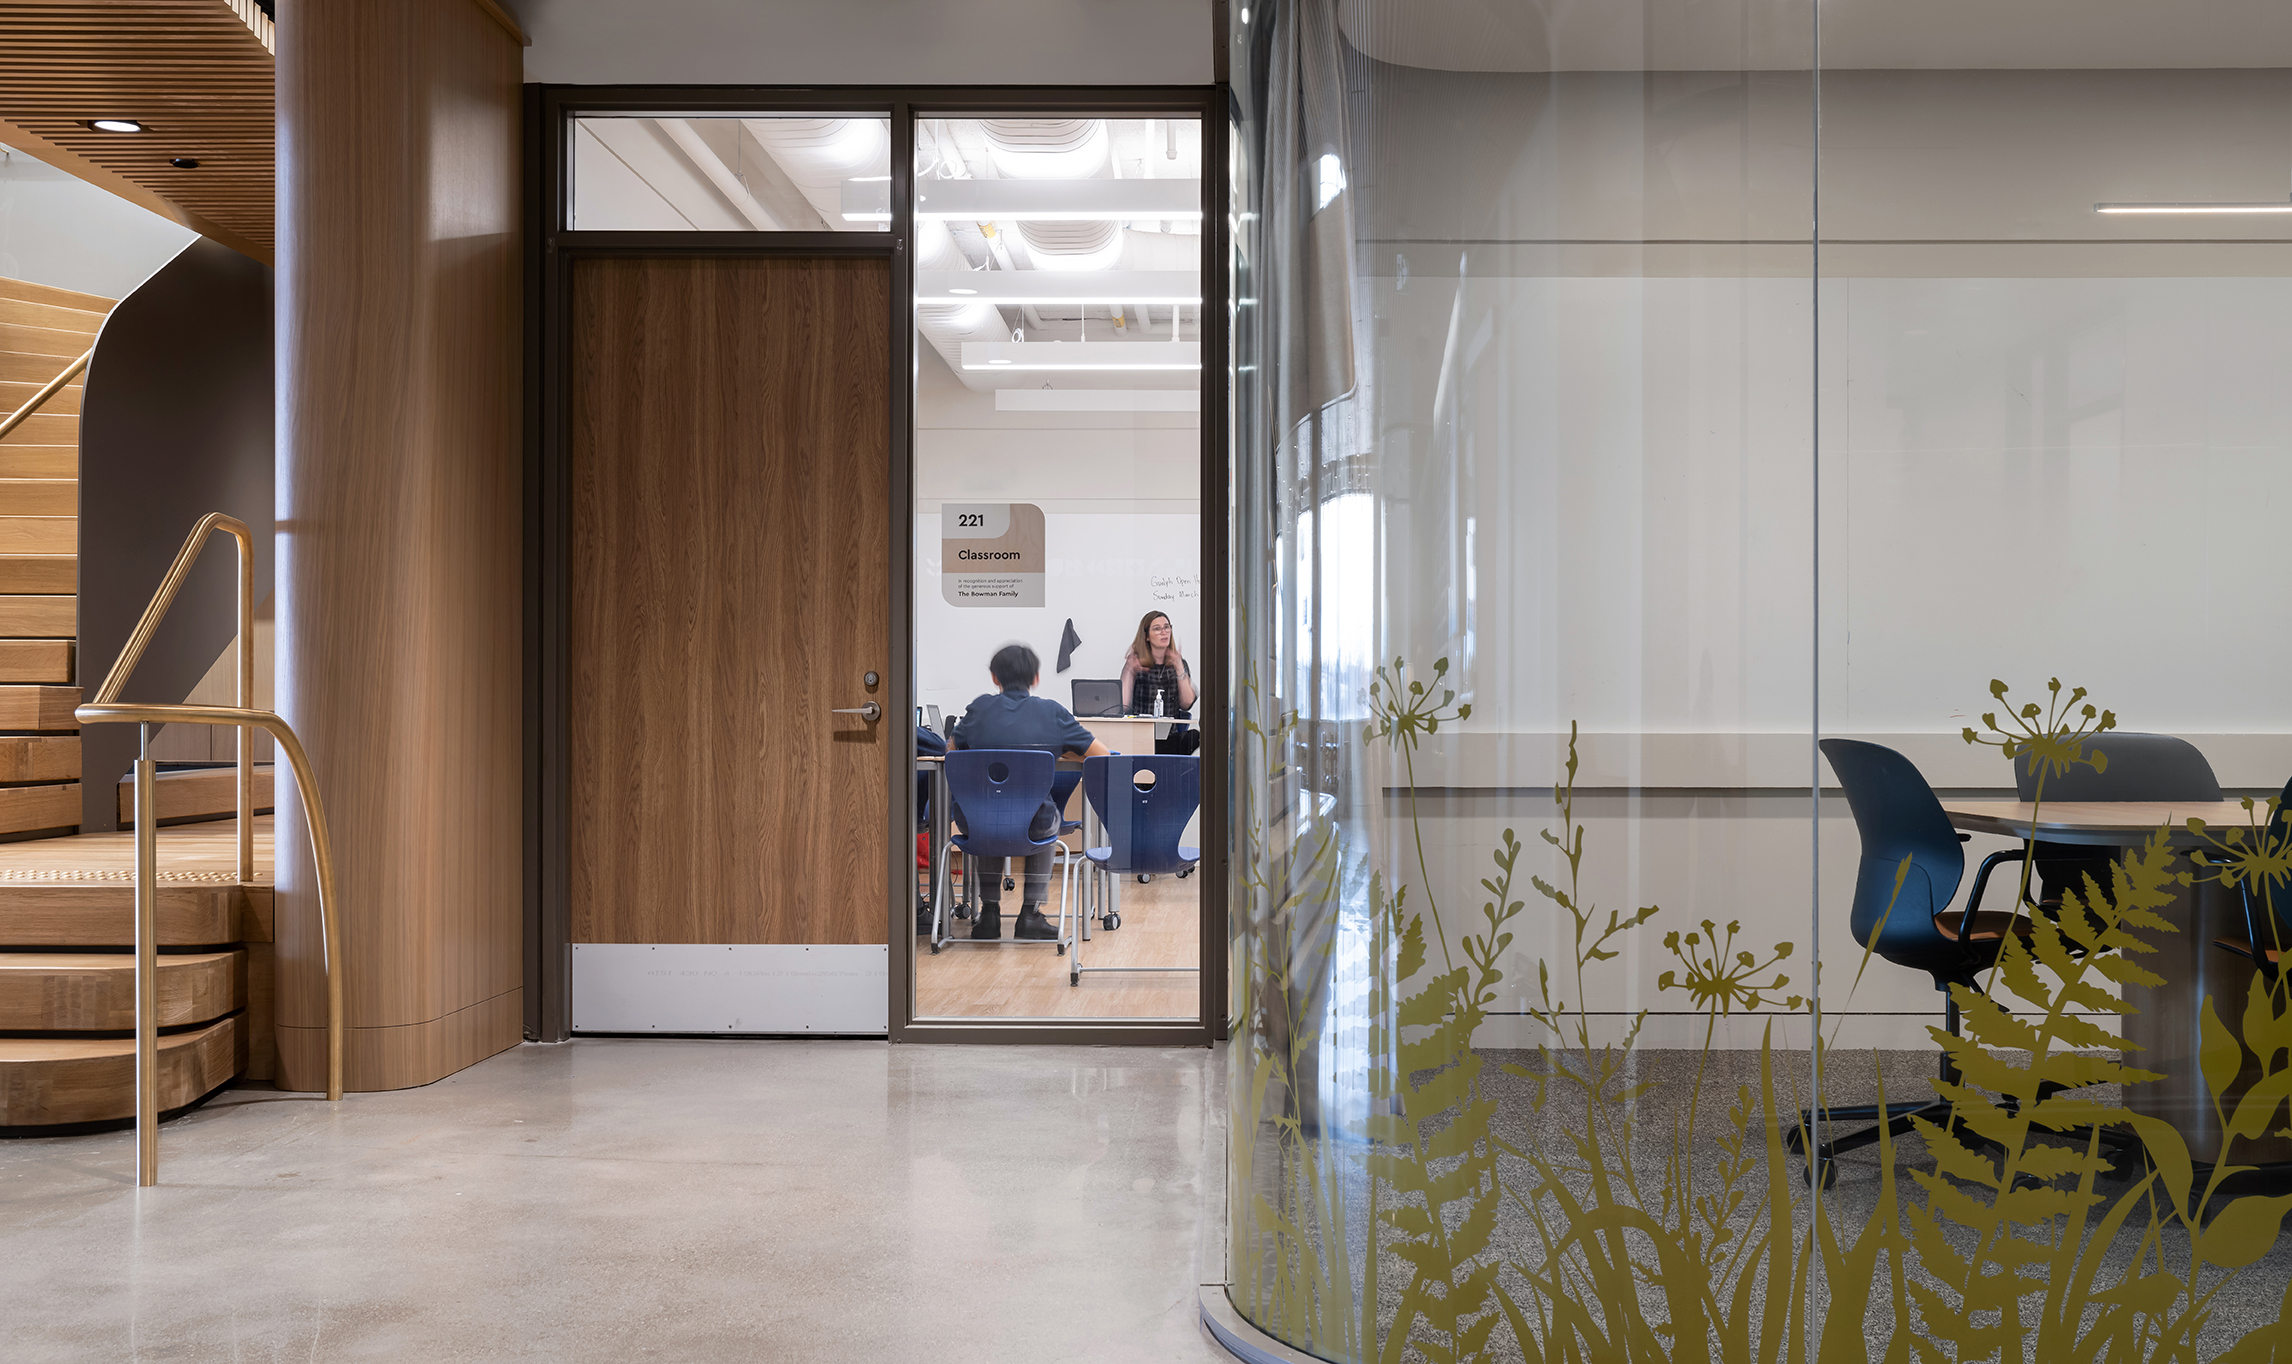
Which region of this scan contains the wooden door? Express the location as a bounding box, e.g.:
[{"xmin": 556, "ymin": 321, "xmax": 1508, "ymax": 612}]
[{"xmin": 568, "ymin": 256, "xmax": 890, "ymax": 954}]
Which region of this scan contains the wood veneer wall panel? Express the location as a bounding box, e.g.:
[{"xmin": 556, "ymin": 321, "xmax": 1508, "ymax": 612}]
[
  {"xmin": 567, "ymin": 257, "xmax": 891, "ymax": 948},
  {"xmin": 274, "ymin": 0, "xmax": 522, "ymax": 1092}
]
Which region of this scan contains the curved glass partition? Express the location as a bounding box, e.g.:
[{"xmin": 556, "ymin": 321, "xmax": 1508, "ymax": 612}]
[{"xmin": 1224, "ymin": 2, "xmax": 2292, "ymax": 1359}]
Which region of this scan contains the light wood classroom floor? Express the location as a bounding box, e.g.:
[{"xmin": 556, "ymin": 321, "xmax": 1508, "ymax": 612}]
[
  {"xmin": 0, "ymin": 816, "xmax": 275, "ymax": 882},
  {"xmin": 913, "ymin": 857, "xmax": 1202, "ymax": 1020},
  {"xmin": 0, "ymin": 817, "xmax": 1198, "ymax": 1022}
]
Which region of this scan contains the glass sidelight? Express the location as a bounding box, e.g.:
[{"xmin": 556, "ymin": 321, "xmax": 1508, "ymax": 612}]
[{"xmin": 908, "ymin": 114, "xmax": 1208, "ymax": 1023}]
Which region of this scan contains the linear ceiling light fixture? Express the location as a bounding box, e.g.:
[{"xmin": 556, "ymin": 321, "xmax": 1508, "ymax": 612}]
[
  {"xmin": 919, "ymin": 270, "xmax": 1201, "ymax": 306},
  {"xmin": 842, "ymin": 178, "xmax": 1203, "ymax": 223},
  {"xmin": 960, "ymin": 341, "xmax": 1201, "ymax": 372}
]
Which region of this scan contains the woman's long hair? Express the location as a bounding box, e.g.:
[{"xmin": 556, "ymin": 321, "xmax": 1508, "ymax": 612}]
[{"xmin": 1129, "ymin": 610, "xmax": 1172, "ymax": 667}]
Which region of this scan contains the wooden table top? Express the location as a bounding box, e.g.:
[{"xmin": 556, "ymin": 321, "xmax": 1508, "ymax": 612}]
[{"xmin": 1941, "ymin": 799, "xmax": 2263, "ymax": 846}]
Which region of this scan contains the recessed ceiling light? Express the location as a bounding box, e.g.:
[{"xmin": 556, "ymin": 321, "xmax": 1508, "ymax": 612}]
[
  {"xmin": 169, "ymin": 157, "xmax": 199, "ymax": 169},
  {"xmin": 949, "ymin": 287, "xmax": 977, "ymax": 295},
  {"xmin": 88, "ymin": 119, "xmax": 144, "ymax": 133}
]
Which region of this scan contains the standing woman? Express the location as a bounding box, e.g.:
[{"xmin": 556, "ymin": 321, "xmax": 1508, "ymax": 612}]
[{"xmin": 1120, "ymin": 610, "xmax": 1200, "ymax": 754}]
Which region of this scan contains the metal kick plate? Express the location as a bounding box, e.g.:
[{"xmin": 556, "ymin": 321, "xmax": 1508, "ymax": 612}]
[{"xmin": 570, "ymin": 943, "xmax": 889, "ymax": 1035}]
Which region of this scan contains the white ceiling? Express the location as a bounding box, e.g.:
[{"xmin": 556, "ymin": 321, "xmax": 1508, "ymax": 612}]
[{"xmin": 1336, "ymin": 0, "xmax": 2292, "ymax": 72}]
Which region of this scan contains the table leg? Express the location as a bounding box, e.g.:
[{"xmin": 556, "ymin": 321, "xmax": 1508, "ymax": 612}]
[{"xmin": 2121, "ymin": 851, "xmax": 2292, "ymax": 1166}]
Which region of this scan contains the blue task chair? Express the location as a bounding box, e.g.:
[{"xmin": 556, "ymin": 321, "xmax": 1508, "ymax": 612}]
[
  {"xmin": 2216, "ymin": 774, "xmax": 2292, "ymax": 985},
  {"xmin": 1069, "ymin": 754, "xmax": 1202, "ymax": 987},
  {"xmin": 1791, "ymin": 739, "xmax": 2032, "ymax": 1186},
  {"xmin": 930, "ymin": 750, "xmax": 1073, "ymax": 955},
  {"xmin": 1998, "ymin": 733, "xmax": 2221, "ymax": 927}
]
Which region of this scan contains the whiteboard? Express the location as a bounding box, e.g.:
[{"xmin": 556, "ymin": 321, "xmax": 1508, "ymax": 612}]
[{"xmin": 916, "ymin": 511, "xmax": 1202, "ymax": 722}]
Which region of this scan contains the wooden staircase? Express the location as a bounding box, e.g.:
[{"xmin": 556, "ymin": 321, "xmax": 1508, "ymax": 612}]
[
  {"xmin": 0, "ymin": 823, "xmax": 273, "ymax": 1129},
  {"xmin": 1, "ymin": 277, "xmax": 271, "ymax": 1131},
  {"xmin": 2, "ymin": 274, "xmax": 108, "ymax": 842}
]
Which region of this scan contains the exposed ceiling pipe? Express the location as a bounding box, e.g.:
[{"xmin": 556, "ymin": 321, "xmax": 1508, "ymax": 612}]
[
  {"xmin": 914, "ymin": 218, "xmax": 1012, "ymax": 388},
  {"xmin": 886, "ymin": 119, "xmax": 1200, "ymax": 392},
  {"xmin": 656, "ymin": 119, "xmax": 781, "ymax": 230},
  {"xmin": 742, "ymin": 118, "xmax": 890, "ymax": 226}
]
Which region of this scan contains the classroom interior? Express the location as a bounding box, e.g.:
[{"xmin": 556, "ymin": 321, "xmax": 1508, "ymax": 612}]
[{"xmin": 910, "ymin": 116, "xmax": 1203, "ymax": 1021}]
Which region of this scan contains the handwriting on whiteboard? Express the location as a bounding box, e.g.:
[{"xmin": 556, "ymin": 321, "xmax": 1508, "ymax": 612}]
[{"xmin": 1151, "ymin": 574, "xmax": 1200, "ymax": 602}]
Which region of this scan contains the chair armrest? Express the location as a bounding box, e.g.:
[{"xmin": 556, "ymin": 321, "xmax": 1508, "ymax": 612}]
[{"xmin": 1963, "ymin": 848, "xmax": 2028, "ymax": 940}]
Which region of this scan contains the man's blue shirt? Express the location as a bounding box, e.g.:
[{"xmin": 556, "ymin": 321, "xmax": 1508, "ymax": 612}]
[{"xmin": 954, "ymin": 684, "xmax": 1093, "ymax": 756}]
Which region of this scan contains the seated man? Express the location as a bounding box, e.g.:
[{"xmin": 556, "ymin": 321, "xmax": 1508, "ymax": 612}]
[{"xmin": 951, "ymin": 643, "xmax": 1109, "ymax": 941}]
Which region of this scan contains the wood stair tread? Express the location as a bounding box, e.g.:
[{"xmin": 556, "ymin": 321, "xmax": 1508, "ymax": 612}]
[
  {"xmin": 0, "ymin": 296, "xmax": 106, "ymax": 335},
  {"xmin": 0, "ymin": 278, "xmax": 116, "ymax": 313},
  {"xmin": 0, "ymin": 479, "xmax": 77, "ymax": 515},
  {"xmin": 0, "ymin": 640, "xmax": 73, "ymax": 684},
  {"xmin": 0, "ymin": 521, "xmax": 78, "ymax": 557},
  {"xmin": 0, "ymin": 556, "xmax": 75, "ymax": 593},
  {"xmin": 0, "ymin": 1014, "xmax": 243, "ymax": 1127},
  {"xmin": 0, "ymin": 684, "xmax": 81, "ymax": 727},
  {"xmin": 0, "ymin": 380, "xmax": 82, "ymax": 414},
  {"xmin": 0, "ymin": 449, "xmax": 77, "ymax": 478},
  {"xmin": 0, "ymin": 412, "xmax": 79, "ymax": 445},
  {"xmin": 0, "ymin": 736, "xmax": 78, "ymax": 782},
  {"xmin": 118, "ymin": 765, "xmax": 277, "ymax": 825},
  {"xmin": 0, "ymin": 882, "xmax": 270, "ymax": 947},
  {"xmin": 0, "ymin": 783, "xmax": 80, "ymax": 838},
  {"xmin": 0, "ymin": 949, "xmax": 244, "ymax": 1031},
  {"xmin": 0, "ymin": 352, "xmax": 88, "ymax": 384},
  {"xmin": 0, "ymin": 325, "xmax": 96, "ymax": 360},
  {"xmin": 0, "ymin": 597, "xmax": 78, "ymax": 638}
]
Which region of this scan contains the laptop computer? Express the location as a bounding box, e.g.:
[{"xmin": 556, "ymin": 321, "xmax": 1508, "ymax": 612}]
[{"xmin": 1070, "ymin": 679, "xmax": 1123, "ymax": 717}]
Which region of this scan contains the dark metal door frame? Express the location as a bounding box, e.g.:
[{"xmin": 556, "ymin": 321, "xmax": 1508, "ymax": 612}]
[{"xmin": 524, "ymin": 84, "xmax": 1228, "ymax": 1046}]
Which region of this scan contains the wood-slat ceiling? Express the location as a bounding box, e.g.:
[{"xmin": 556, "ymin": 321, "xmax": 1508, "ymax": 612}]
[{"xmin": 0, "ymin": 2, "xmax": 275, "ymax": 259}]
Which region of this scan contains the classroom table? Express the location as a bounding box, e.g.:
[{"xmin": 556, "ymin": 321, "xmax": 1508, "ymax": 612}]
[
  {"xmin": 1939, "ymin": 799, "xmax": 2292, "ymax": 1166},
  {"xmin": 1079, "ymin": 714, "xmax": 1195, "ymax": 753}
]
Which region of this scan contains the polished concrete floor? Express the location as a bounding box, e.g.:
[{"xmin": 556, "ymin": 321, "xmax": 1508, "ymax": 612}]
[{"xmin": 0, "ymin": 1040, "xmax": 1237, "ymax": 1362}]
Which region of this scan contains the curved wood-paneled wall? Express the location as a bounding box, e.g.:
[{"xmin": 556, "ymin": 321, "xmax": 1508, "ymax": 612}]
[{"xmin": 274, "ymin": 0, "xmax": 524, "ymax": 1092}]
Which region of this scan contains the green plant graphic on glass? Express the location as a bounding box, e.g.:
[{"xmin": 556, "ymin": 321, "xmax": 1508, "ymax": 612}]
[{"xmin": 1229, "ymin": 665, "xmax": 2292, "ymax": 1362}]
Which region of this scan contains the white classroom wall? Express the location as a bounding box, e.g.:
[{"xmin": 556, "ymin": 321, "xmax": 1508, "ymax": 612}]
[{"xmin": 913, "ymin": 343, "xmax": 1202, "ymax": 724}]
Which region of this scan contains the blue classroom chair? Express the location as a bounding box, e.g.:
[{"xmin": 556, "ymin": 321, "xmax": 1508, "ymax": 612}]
[
  {"xmin": 1070, "ymin": 755, "xmax": 1201, "ymax": 987},
  {"xmin": 931, "ymin": 749, "xmax": 1073, "ymax": 954}
]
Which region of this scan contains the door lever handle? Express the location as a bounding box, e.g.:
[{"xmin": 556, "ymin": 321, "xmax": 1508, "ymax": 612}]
[{"xmin": 832, "ymin": 702, "xmax": 884, "ymax": 722}]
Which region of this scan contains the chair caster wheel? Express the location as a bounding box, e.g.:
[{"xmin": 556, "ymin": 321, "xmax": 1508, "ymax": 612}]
[
  {"xmin": 1176, "ymin": 868, "xmax": 1191, "ymax": 879},
  {"xmin": 1070, "ymin": 971, "xmax": 1080, "ymax": 986},
  {"xmin": 1056, "ymin": 943, "xmax": 1065, "ymax": 955},
  {"xmin": 1004, "ymin": 877, "xmax": 1016, "ymax": 891},
  {"xmin": 929, "ymin": 943, "xmax": 942, "ymax": 955},
  {"xmin": 1136, "ymin": 874, "xmax": 1150, "ymax": 884},
  {"xmin": 1801, "ymin": 1158, "xmax": 1837, "ymax": 1190},
  {"xmin": 1101, "ymin": 913, "xmax": 1121, "ymax": 930}
]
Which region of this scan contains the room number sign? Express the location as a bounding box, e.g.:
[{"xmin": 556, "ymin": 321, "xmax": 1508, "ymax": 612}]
[{"xmin": 941, "ymin": 502, "xmax": 1045, "ymax": 607}]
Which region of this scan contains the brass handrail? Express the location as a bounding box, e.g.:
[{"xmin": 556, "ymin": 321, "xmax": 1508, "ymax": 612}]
[
  {"xmin": 0, "ymin": 347, "xmax": 93, "ymax": 442},
  {"xmin": 74, "ymin": 514, "xmax": 344, "ymax": 1187},
  {"xmin": 92, "ymin": 513, "xmax": 256, "ymax": 881}
]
